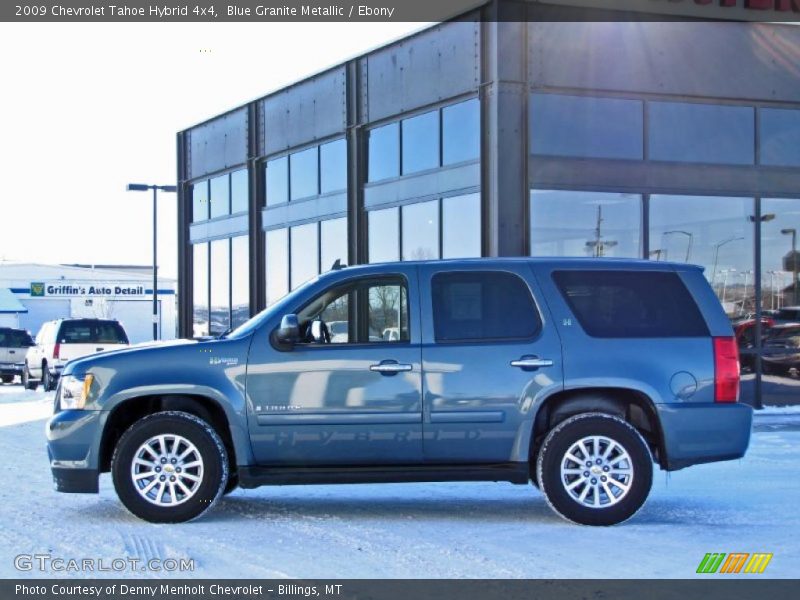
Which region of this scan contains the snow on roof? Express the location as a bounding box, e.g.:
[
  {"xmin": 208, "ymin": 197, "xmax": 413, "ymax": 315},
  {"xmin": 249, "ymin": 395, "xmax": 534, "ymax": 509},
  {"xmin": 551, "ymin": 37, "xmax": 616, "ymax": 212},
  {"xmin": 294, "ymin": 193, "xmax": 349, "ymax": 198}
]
[{"xmin": 0, "ymin": 288, "xmax": 27, "ymax": 313}]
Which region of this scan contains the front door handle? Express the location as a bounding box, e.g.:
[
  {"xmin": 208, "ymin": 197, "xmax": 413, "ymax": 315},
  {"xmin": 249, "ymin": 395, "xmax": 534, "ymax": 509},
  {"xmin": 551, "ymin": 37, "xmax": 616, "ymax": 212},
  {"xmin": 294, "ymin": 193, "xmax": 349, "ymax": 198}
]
[
  {"xmin": 369, "ymin": 361, "xmax": 413, "ymax": 375},
  {"xmin": 510, "ymin": 357, "xmax": 553, "ymax": 369}
]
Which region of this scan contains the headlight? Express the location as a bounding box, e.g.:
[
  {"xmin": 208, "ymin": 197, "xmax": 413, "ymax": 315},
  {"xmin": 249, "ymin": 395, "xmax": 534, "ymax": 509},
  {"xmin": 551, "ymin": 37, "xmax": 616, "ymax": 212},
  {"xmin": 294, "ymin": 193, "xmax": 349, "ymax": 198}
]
[{"xmin": 58, "ymin": 374, "xmax": 94, "ymax": 410}]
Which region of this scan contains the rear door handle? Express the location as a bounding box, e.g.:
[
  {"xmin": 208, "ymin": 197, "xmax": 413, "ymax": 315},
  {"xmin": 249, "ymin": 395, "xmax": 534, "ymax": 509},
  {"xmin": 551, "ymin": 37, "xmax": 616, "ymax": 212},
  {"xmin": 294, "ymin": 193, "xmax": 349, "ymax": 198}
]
[
  {"xmin": 510, "ymin": 357, "xmax": 553, "ymax": 369},
  {"xmin": 370, "ymin": 361, "xmax": 413, "ymax": 375}
]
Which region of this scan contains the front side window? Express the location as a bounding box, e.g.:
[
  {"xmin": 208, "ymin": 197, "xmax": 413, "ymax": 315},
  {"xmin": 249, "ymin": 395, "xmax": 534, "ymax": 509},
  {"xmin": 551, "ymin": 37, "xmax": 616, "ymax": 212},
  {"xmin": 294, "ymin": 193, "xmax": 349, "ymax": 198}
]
[
  {"xmin": 432, "ymin": 271, "xmax": 541, "ymax": 342},
  {"xmin": 553, "ymin": 270, "xmax": 709, "ymax": 338},
  {"xmin": 296, "ymin": 277, "xmax": 409, "ymax": 345}
]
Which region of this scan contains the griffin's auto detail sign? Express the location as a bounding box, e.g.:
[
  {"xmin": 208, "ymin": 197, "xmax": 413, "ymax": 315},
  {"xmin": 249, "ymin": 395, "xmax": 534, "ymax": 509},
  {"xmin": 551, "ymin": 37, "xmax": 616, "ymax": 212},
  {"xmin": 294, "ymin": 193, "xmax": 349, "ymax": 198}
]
[{"xmin": 29, "ymin": 282, "xmax": 147, "ymax": 297}]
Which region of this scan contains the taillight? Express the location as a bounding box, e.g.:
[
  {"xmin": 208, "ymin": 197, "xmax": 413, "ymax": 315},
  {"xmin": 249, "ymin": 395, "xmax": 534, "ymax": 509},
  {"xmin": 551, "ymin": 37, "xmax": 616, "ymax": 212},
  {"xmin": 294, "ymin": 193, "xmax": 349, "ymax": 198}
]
[
  {"xmin": 713, "ymin": 336, "xmax": 740, "ymax": 403},
  {"xmin": 53, "ymin": 343, "xmax": 60, "ymax": 360}
]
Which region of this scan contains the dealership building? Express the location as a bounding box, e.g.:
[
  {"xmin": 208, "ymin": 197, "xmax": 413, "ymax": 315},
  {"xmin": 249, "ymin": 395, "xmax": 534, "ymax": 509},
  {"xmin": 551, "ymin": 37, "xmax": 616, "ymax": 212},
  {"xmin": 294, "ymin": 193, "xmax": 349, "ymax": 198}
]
[
  {"xmin": 176, "ymin": 0, "xmax": 800, "ymax": 405},
  {"xmin": 0, "ymin": 263, "xmax": 176, "ymax": 344}
]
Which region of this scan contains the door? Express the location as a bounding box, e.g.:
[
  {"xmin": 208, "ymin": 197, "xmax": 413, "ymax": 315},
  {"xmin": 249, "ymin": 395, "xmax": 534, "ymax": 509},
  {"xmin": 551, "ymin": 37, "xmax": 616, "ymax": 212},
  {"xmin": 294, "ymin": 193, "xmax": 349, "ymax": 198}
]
[
  {"xmin": 419, "ymin": 264, "xmax": 564, "ymax": 463},
  {"xmin": 246, "ymin": 269, "xmax": 423, "ymax": 465}
]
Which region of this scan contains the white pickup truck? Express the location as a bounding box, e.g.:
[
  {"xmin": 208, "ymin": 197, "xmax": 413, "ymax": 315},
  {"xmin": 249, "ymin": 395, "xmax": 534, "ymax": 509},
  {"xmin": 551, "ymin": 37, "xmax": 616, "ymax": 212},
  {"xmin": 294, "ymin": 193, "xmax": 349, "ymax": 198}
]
[{"xmin": 24, "ymin": 318, "xmax": 130, "ymax": 391}]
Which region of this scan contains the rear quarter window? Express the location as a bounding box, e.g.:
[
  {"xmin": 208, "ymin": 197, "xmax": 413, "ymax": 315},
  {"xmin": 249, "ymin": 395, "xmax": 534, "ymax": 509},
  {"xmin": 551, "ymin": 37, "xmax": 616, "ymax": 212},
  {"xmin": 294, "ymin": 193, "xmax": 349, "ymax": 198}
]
[{"xmin": 553, "ymin": 270, "xmax": 709, "ymax": 338}]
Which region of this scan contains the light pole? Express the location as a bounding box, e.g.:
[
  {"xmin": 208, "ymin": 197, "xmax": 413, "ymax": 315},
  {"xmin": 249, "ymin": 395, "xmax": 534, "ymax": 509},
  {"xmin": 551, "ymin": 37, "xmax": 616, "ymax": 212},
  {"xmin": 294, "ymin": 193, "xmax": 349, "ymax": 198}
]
[
  {"xmin": 663, "ymin": 230, "xmax": 694, "ymax": 263},
  {"xmin": 711, "ymin": 236, "xmax": 744, "ymax": 288},
  {"xmin": 782, "ymin": 228, "xmax": 798, "ymax": 305},
  {"xmin": 721, "ymin": 268, "xmax": 736, "ymax": 306},
  {"xmin": 126, "ymin": 183, "xmax": 177, "ymax": 341}
]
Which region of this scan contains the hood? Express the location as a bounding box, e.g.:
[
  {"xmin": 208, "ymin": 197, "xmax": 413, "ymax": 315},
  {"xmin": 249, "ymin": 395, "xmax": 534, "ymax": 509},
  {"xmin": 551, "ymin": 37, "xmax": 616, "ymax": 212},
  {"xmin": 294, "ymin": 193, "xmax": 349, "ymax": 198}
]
[{"xmin": 62, "ymin": 338, "xmax": 198, "ymax": 376}]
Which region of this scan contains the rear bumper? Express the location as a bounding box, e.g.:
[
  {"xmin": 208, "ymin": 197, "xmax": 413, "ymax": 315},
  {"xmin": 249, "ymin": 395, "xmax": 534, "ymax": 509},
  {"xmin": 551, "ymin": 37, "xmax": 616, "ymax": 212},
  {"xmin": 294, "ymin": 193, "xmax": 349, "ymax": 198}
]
[
  {"xmin": 656, "ymin": 403, "xmax": 752, "ymax": 471},
  {"xmin": 0, "ymin": 363, "xmax": 24, "ymax": 376}
]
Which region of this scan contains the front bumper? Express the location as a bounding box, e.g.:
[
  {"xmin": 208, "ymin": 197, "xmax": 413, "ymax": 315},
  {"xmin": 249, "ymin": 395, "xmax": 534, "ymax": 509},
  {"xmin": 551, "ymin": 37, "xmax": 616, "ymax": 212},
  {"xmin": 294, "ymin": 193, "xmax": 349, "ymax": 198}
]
[
  {"xmin": 46, "ymin": 409, "xmax": 104, "ymax": 493},
  {"xmin": 656, "ymin": 402, "xmax": 753, "ymax": 471}
]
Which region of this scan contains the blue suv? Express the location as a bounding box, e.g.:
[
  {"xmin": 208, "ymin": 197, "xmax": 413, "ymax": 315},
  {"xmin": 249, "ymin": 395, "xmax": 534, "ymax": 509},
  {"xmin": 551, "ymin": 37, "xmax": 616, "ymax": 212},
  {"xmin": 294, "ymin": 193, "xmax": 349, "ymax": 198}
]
[{"xmin": 46, "ymin": 259, "xmax": 752, "ymax": 525}]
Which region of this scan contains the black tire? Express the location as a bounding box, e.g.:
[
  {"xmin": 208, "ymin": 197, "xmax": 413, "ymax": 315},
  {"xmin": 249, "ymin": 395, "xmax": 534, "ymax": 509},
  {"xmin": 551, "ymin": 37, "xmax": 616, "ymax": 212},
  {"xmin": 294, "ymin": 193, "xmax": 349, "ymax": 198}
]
[
  {"xmin": 536, "ymin": 412, "xmax": 653, "ymax": 526},
  {"xmin": 223, "ymin": 471, "xmax": 239, "ymax": 495},
  {"xmin": 22, "ymin": 365, "xmax": 37, "ymax": 391},
  {"xmin": 42, "ymin": 365, "xmax": 55, "ymax": 392},
  {"xmin": 111, "ymin": 411, "xmax": 228, "ymax": 523},
  {"xmin": 1, "ymin": 375, "xmax": 13, "ymax": 384}
]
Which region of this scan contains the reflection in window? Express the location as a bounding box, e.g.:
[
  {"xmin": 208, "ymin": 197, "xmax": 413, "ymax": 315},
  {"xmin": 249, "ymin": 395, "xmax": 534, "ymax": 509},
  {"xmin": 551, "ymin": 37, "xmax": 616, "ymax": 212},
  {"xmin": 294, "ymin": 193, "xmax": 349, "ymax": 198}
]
[
  {"xmin": 290, "ymin": 222, "xmax": 319, "ymax": 289},
  {"xmin": 530, "ymin": 94, "xmax": 643, "ymax": 160},
  {"xmin": 760, "ymin": 108, "xmax": 800, "ymax": 167},
  {"xmin": 320, "ymin": 139, "xmax": 348, "ymax": 194},
  {"xmin": 368, "ymin": 207, "xmax": 399, "ymax": 263},
  {"xmin": 649, "ymin": 102, "xmax": 754, "ymax": 165},
  {"xmin": 761, "ymin": 199, "xmax": 800, "ymax": 311},
  {"xmin": 290, "ymin": 147, "xmax": 319, "ymax": 201},
  {"xmin": 265, "ymin": 228, "xmax": 289, "ymax": 306},
  {"xmin": 192, "ymin": 243, "xmax": 208, "ymax": 337},
  {"xmin": 321, "ymin": 217, "xmax": 348, "ymax": 272},
  {"xmin": 231, "ymin": 169, "xmax": 249, "ymax": 214},
  {"xmin": 192, "ymin": 181, "xmax": 208, "ymax": 223},
  {"xmin": 231, "ymin": 235, "xmax": 249, "ymax": 328},
  {"xmin": 368, "ymin": 123, "xmax": 400, "ymax": 182},
  {"xmin": 210, "ymin": 174, "xmax": 230, "ymax": 219},
  {"xmin": 402, "ymin": 110, "xmax": 439, "ymax": 175},
  {"xmin": 265, "ymin": 156, "xmax": 289, "ymax": 206},
  {"xmin": 402, "ymin": 200, "xmax": 440, "ymax": 261},
  {"xmin": 443, "ymin": 193, "xmax": 481, "ymax": 258},
  {"xmin": 650, "ymin": 195, "xmax": 754, "ymax": 316},
  {"xmin": 443, "ymin": 99, "xmax": 480, "ymax": 165},
  {"xmin": 210, "ymin": 239, "xmax": 230, "ymax": 336},
  {"xmin": 530, "ymin": 190, "xmax": 641, "ymax": 258}
]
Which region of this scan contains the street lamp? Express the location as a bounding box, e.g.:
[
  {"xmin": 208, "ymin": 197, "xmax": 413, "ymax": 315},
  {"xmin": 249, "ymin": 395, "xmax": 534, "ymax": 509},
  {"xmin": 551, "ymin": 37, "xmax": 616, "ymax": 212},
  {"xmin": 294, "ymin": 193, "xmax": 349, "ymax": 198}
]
[
  {"xmin": 663, "ymin": 230, "xmax": 694, "ymax": 263},
  {"xmin": 126, "ymin": 183, "xmax": 177, "ymax": 341},
  {"xmin": 711, "ymin": 236, "xmax": 744, "ymax": 287},
  {"xmin": 781, "ymin": 228, "xmax": 798, "ymax": 305}
]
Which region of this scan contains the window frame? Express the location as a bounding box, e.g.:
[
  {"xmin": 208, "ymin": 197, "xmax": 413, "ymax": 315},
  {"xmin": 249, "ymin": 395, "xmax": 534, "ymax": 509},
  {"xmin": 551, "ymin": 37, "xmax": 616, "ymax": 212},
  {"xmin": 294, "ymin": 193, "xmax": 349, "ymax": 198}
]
[{"xmin": 430, "ymin": 269, "xmax": 544, "ymax": 345}]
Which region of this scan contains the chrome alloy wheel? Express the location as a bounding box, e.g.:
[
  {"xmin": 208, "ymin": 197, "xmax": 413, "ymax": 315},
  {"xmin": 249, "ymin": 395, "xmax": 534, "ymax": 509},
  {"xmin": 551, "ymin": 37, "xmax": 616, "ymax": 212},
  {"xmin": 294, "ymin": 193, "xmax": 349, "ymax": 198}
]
[
  {"xmin": 130, "ymin": 434, "xmax": 204, "ymax": 506},
  {"xmin": 559, "ymin": 435, "xmax": 633, "ymax": 509}
]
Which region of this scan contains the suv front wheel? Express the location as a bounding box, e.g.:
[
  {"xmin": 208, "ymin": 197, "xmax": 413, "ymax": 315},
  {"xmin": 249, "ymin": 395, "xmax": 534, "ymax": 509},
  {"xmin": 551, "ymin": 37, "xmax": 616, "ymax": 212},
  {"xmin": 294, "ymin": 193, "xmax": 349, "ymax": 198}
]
[
  {"xmin": 111, "ymin": 411, "xmax": 228, "ymax": 523},
  {"xmin": 536, "ymin": 412, "xmax": 653, "ymax": 526}
]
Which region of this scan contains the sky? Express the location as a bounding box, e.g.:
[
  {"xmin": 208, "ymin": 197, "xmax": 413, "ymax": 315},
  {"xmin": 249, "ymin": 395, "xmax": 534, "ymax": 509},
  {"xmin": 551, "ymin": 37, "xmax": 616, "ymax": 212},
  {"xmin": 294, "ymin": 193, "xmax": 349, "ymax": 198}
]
[{"xmin": 0, "ymin": 22, "xmax": 426, "ymax": 279}]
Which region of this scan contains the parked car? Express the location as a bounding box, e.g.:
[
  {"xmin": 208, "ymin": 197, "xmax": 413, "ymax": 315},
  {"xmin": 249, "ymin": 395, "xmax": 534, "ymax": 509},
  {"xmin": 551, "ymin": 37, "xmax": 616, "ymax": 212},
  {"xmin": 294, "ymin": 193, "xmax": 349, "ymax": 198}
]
[
  {"xmin": 25, "ymin": 318, "xmax": 130, "ymax": 391},
  {"xmin": 46, "ymin": 259, "xmax": 751, "ymax": 526},
  {"xmin": 733, "ymin": 317, "xmax": 774, "ymax": 371},
  {"xmin": 0, "ymin": 327, "xmax": 35, "ymax": 384},
  {"xmin": 771, "ymin": 306, "xmax": 800, "ymax": 324},
  {"xmin": 761, "ymin": 323, "xmax": 800, "ymax": 376}
]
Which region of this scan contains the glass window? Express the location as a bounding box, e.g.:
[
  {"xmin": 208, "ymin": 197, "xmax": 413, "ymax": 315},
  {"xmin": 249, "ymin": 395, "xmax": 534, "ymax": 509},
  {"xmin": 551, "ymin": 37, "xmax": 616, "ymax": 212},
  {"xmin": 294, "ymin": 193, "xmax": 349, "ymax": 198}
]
[
  {"xmin": 290, "ymin": 147, "xmax": 319, "ymax": 201},
  {"xmin": 192, "ymin": 181, "xmax": 208, "ymax": 222},
  {"xmin": 265, "ymin": 156, "xmax": 289, "ymax": 206},
  {"xmin": 209, "ymin": 174, "xmax": 230, "ymax": 219},
  {"xmin": 443, "ymin": 98, "xmax": 480, "ymax": 165},
  {"xmin": 290, "ymin": 222, "xmax": 319, "ymax": 289},
  {"xmin": 553, "ymin": 271, "xmax": 709, "ymax": 338},
  {"xmin": 762, "ymin": 199, "xmax": 800, "ymax": 311},
  {"xmin": 650, "ymin": 195, "xmax": 754, "ymax": 316},
  {"xmin": 231, "ymin": 169, "xmax": 249, "ymax": 214},
  {"xmin": 210, "ymin": 239, "xmax": 230, "ymax": 336},
  {"xmin": 320, "ymin": 138, "xmax": 348, "ymax": 194},
  {"xmin": 402, "ymin": 110, "xmax": 439, "ymax": 174},
  {"xmin": 321, "ymin": 217, "xmax": 348, "ymax": 272},
  {"xmin": 192, "ymin": 242, "xmax": 209, "ymax": 337},
  {"xmin": 368, "ymin": 122, "xmax": 400, "ymax": 182},
  {"xmin": 402, "ymin": 200, "xmax": 440, "ymax": 261},
  {"xmin": 368, "ymin": 207, "xmax": 399, "ymax": 263},
  {"xmin": 231, "ymin": 235, "xmax": 249, "ymax": 328},
  {"xmin": 297, "ymin": 277, "xmax": 409, "ymax": 344},
  {"xmin": 760, "ymin": 108, "xmax": 800, "ymax": 167},
  {"xmin": 530, "ymin": 94, "xmax": 643, "ymax": 160},
  {"xmin": 432, "ymin": 271, "xmax": 540, "ymax": 342},
  {"xmin": 649, "ymin": 102, "xmax": 754, "ymax": 165},
  {"xmin": 530, "ymin": 190, "xmax": 641, "ymax": 258},
  {"xmin": 265, "ymin": 228, "xmax": 289, "ymax": 306},
  {"xmin": 443, "ymin": 193, "xmax": 481, "ymax": 258},
  {"xmin": 57, "ymin": 321, "xmax": 129, "ymax": 344}
]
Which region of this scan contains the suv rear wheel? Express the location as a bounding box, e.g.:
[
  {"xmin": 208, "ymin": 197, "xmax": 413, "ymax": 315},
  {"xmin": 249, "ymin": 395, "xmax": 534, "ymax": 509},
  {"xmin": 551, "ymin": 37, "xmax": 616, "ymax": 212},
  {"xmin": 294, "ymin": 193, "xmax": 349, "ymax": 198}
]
[
  {"xmin": 22, "ymin": 365, "xmax": 37, "ymax": 391},
  {"xmin": 536, "ymin": 412, "xmax": 652, "ymax": 526},
  {"xmin": 111, "ymin": 411, "xmax": 228, "ymax": 523},
  {"xmin": 42, "ymin": 365, "xmax": 56, "ymax": 392}
]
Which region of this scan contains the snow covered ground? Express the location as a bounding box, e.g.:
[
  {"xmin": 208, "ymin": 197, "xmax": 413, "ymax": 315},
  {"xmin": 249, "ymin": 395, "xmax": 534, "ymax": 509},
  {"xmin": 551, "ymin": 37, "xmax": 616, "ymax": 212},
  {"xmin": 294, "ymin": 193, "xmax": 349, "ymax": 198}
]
[{"xmin": 0, "ymin": 383, "xmax": 798, "ymax": 579}]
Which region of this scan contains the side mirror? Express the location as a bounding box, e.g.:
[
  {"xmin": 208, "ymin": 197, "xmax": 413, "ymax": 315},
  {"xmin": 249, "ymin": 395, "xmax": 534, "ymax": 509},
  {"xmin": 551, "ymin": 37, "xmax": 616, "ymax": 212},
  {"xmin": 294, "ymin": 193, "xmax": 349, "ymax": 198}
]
[{"xmin": 276, "ymin": 314, "xmax": 300, "ymax": 345}]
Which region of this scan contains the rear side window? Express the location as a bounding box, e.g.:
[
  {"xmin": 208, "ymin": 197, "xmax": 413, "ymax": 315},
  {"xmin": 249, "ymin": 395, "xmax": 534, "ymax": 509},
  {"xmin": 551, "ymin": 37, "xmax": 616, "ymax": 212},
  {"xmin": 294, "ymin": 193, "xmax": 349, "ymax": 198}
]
[
  {"xmin": 57, "ymin": 321, "xmax": 129, "ymax": 344},
  {"xmin": 553, "ymin": 270, "xmax": 709, "ymax": 338},
  {"xmin": 432, "ymin": 271, "xmax": 541, "ymax": 342}
]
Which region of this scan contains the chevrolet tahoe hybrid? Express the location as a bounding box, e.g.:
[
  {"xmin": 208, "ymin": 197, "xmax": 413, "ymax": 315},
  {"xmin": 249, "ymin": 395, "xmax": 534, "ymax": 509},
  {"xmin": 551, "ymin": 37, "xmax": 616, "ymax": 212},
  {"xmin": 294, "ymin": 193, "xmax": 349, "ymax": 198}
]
[{"xmin": 46, "ymin": 259, "xmax": 752, "ymax": 526}]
